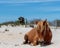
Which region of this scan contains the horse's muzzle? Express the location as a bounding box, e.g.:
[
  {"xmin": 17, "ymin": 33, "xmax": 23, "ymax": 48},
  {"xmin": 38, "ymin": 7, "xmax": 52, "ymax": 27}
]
[{"xmin": 39, "ymin": 41, "xmax": 45, "ymax": 46}]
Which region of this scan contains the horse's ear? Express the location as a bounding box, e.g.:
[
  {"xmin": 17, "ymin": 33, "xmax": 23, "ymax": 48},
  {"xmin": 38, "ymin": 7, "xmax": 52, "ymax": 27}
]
[{"xmin": 43, "ymin": 19, "xmax": 47, "ymax": 25}]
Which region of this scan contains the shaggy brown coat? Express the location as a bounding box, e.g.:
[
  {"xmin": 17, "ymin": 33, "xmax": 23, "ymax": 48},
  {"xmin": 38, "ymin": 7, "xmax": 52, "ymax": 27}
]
[
  {"xmin": 23, "ymin": 28, "xmax": 43, "ymax": 46},
  {"xmin": 23, "ymin": 20, "xmax": 52, "ymax": 46}
]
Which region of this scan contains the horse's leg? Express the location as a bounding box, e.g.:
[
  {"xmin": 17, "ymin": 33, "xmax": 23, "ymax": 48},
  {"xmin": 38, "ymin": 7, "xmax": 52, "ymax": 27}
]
[
  {"xmin": 23, "ymin": 40, "xmax": 28, "ymax": 44},
  {"xmin": 31, "ymin": 37, "xmax": 38, "ymax": 46},
  {"xmin": 23, "ymin": 34, "xmax": 28, "ymax": 44},
  {"xmin": 28, "ymin": 41, "xmax": 31, "ymax": 44},
  {"xmin": 44, "ymin": 40, "xmax": 51, "ymax": 45},
  {"xmin": 31, "ymin": 40, "xmax": 37, "ymax": 46}
]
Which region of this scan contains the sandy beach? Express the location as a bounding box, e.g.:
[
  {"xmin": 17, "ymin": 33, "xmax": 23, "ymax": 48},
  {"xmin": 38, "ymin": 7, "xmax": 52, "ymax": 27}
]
[{"xmin": 0, "ymin": 25, "xmax": 60, "ymax": 48}]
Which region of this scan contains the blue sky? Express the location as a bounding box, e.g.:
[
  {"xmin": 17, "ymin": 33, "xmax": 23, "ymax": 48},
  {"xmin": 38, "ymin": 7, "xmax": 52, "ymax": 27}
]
[{"xmin": 0, "ymin": 0, "xmax": 60, "ymax": 23}]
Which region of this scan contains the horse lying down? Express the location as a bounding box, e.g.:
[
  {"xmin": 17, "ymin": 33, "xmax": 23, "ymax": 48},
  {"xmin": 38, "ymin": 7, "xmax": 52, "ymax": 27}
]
[{"xmin": 23, "ymin": 20, "xmax": 52, "ymax": 46}]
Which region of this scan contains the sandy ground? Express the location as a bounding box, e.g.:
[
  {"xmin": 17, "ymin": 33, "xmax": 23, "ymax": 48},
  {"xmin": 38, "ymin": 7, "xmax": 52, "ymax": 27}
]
[{"xmin": 0, "ymin": 25, "xmax": 60, "ymax": 48}]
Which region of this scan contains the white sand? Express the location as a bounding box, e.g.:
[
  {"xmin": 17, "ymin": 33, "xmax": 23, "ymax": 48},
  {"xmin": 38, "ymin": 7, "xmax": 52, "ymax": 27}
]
[{"xmin": 0, "ymin": 25, "xmax": 60, "ymax": 48}]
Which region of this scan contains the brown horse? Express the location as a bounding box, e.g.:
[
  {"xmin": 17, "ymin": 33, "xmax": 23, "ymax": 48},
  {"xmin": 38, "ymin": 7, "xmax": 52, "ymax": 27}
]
[
  {"xmin": 23, "ymin": 20, "xmax": 52, "ymax": 46},
  {"xmin": 36, "ymin": 20, "xmax": 52, "ymax": 45}
]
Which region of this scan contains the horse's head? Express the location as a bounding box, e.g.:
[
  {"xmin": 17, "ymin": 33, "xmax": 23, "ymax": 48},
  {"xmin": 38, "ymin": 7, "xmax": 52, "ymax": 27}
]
[
  {"xmin": 36, "ymin": 19, "xmax": 49, "ymax": 44},
  {"xmin": 36, "ymin": 19, "xmax": 48, "ymax": 33}
]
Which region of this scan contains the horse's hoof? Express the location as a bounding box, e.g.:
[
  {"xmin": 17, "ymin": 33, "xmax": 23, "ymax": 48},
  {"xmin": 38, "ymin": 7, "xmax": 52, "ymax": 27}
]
[
  {"xmin": 30, "ymin": 43, "xmax": 36, "ymax": 46},
  {"xmin": 23, "ymin": 41, "xmax": 27, "ymax": 44}
]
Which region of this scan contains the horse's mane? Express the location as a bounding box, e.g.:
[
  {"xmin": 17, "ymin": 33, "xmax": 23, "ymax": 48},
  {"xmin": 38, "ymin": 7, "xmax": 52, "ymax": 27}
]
[
  {"xmin": 45, "ymin": 22, "xmax": 50, "ymax": 31},
  {"xmin": 42, "ymin": 21, "xmax": 51, "ymax": 36}
]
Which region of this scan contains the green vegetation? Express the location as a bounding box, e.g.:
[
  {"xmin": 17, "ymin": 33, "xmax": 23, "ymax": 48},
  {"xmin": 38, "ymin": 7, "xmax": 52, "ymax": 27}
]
[
  {"xmin": 0, "ymin": 16, "xmax": 26, "ymax": 26},
  {"xmin": 0, "ymin": 20, "xmax": 20, "ymax": 26},
  {"xmin": 0, "ymin": 16, "xmax": 60, "ymax": 27}
]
